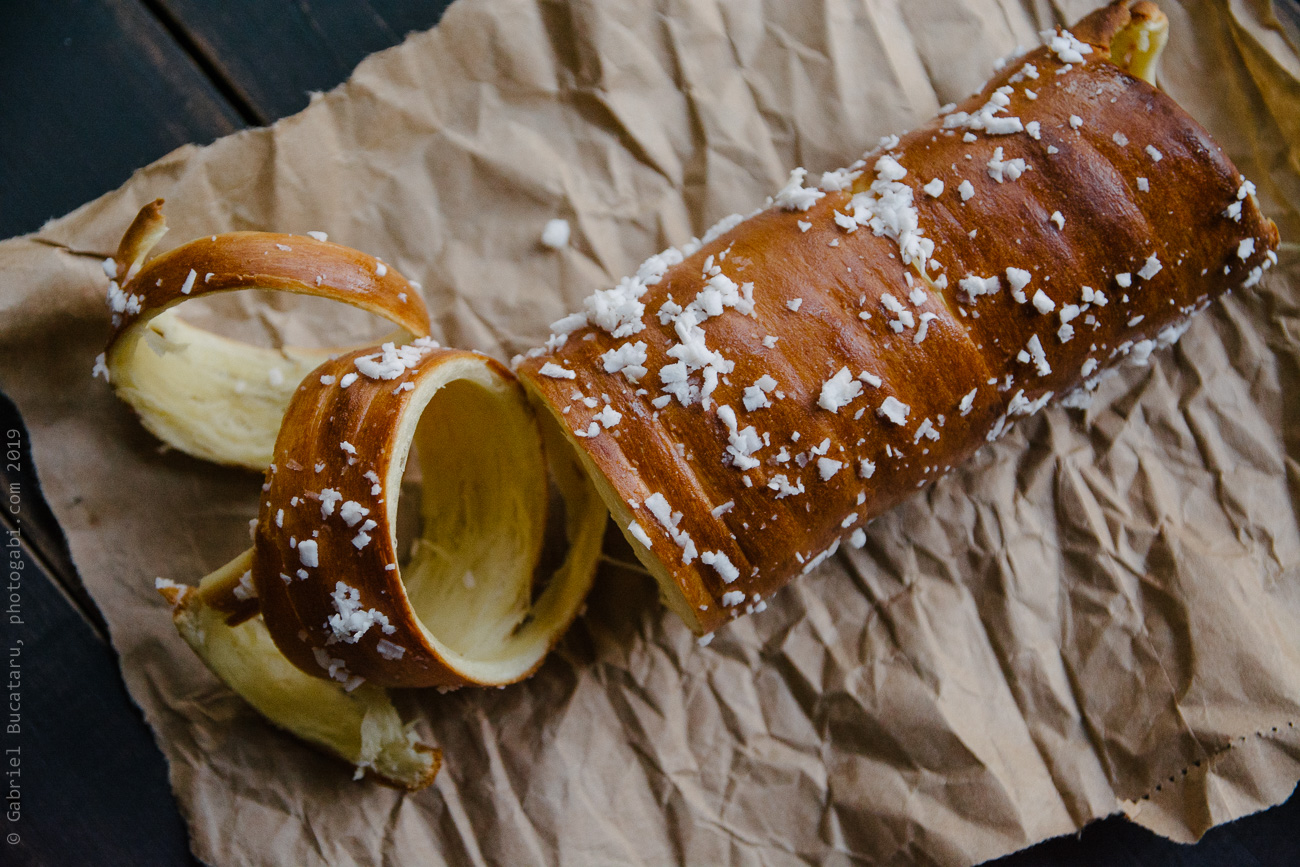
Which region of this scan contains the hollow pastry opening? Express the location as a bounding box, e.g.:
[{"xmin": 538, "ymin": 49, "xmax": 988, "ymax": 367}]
[{"xmin": 386, "ymin": 356, "xmax": 606, "ymax": 684}]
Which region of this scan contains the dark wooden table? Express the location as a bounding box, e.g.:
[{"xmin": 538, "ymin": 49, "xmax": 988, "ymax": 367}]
[{"xmin": 1, "ymin": 1, "xmax": 1296, "ymax": 864}]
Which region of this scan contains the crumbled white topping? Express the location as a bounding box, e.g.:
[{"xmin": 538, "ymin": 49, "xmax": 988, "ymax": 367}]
[
  {"xmin": 878, "ymin": 396, "xmax": 910, "ymax": 425},
  {"xmin": 541, "ymin": 218, "xmax": 571, "ymax": 249},
  {"xmin": 859, "ymin": 371, "xmax": 882, "ymax": 388},
  {"xmin": 817, "ymin": 458, "xmax": 843, "ymax": 481},
  {"xmin": 849, "ymin": 528, "xmax": 868, "ymax": 548},
  {"xmin": 913, "ymin": 418, "xmax": 939, "ymax": 444},
  {"xmin": 1026, "ymin": 121, "xmax": 1041, "ymax": 140},
  {"xmin": 180, "ymin": 269, "xmax": 197, "ymax": 296},
  {"xmin": 338, "ymin": 500, "xmax": 369, "ymax": 528},
  {"xmin": 644, "ymin": 493, "xmax": 698, "ymax": 564},
  {"xmin": 943, "ymin": 85, "xmax": 1024, "ymax": 136},
  {"xmin": 1081, "ymin": 357, "xmax": 1098, "ymax": 377},
  {"xmin": 375, "ymin": 261, "xmax": 387, "ymax": 277},
  {"xmin": 842, "ymin": 155, "xmax": 937, "ymax": 270},
  {"xmin": 1237, "ymin": 238, "xmax": 1255, "ymax": 260},
  {"xmin": 339, "ymin": 373, "xmax": 358, "ymax": 388},
  {"xmin": 818, "ymin": 367, "xmax": 863, "ymax": 413},
  {"xmin": 298, "ymin": 540, "xmax": 319, "ymax": 568},
  {"xmin": 702, "ymin": 550, "xmax": 740, "ymax": 584},
  {"xmin": 960, "ymin": 274, "xmax": 1000, "ymax": 303},
  {"xmin": 716, "ymin": 404, "xmax": 763, "ymax": 470},
  {"xmin": 627, "ymin": 521, "xmax": 653, "ymax": 549},
  {"xmin": 91, "ymin": 352, "xmax": 110, "ymax": 383},
  {"xmin": 1138, "ymin": 255, "xmax": 1162, "ymax": 280},
  {"xmin": 774, "ymin": 167, "xmax": 826, "ymax": 211},
  {"xmin": 354, "ymin": 341, "xmax": 435, "ymax": 381},
  {"xmin": 743, "ymin": 374, "xmax": 779, "ymax": 411},
  {"xmin": 596, "ymin": 405, "xmax": 622, "ymax": 428},
  {"xmin": 1113, "ymin": 132, "xmax": 1129, "ymax": 147},
  {"xmin": 923, "ymin": 178, "xmax": 945, "ymax": 197},
  {"xmin": 833, "ymin": 210, "xmax": 858, "ymax": 232},
  {"xmin": 958, "ymin": 180, "xmax": 975, "ymax": 201},
  {"xmin": 318, "ymin": 488, "xmax": 342, "ymax": 519},
  {"xmin": 720, "ymin": 590, "xmax": 746, "ymax": 607},
  {"xmin": 1145, "ymin": 145, "xmax": 1163, "ymax": 162},
  {"xmin": 1044, "ymin": 29, "xmax": 1093, "ymax": 65},
  {"xmin": 1069, "ymin": 115, "xmax": 1083, "ymax": 129},
  {"xmin": 1025, "ymin": 334, "xmax": 1051, "ymax": 376},
  {"xmin": 1006, "ymin": 267, "xmax": 1032, "ymax": 304},
  {"xmin": 1137, "ymin": 177, "xmax": 1149, "ymax": 192},
  {"xmin": 1224, "ymin": 201, "xmax": 1242, "ymax": 221},
  {"xmin": 327, "ymin": 581, "xmax": 395, "ymax": 645},
  {"xmin": 820, "ymin": 167, "xmax": 864, "ymax": 191},
  {"xmin": 859, "ymin": 459, "xmax": 876, "ymax": 479},
  {"xmin": 232, "ymin": 570, "xmax": 258, "ymax": 601},
  {"xmin": 275, "ymin": 243, "xmax": 292, "ymax": 252},
  {"xmin": 375, "ymin": 639, "xmax": 406, "ymax": 661},
  {"xmin": 768, "ymin": 474, "xmax": 806, "ymax": 499},
  {"xmin": 1032, "ymin": 289, "xmax": 1055, "ymax": 314},
  {"xmin": 986, "ymin": 147, "xmax": 1026, "ymax": 183},
  {"xmin": 914, "ymin": 312, "xmax": 938, "ymax": 344},
  {"xmin": 959, "ymin": 388, "xmax": 978, "ymax": 416},
  {"xmin": 540, "ymin": 362, "xmax": 577, "ymax": 379},
  {"xmin": 1050, "ymin": 211, "xmax": 1065, "ymax": 230},
  {"xmin": 797, "ymin": 220, "xmax": 812, "ymax": 232}
]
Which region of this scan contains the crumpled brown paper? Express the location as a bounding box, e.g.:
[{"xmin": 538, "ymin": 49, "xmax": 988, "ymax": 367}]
[{"xmin": 1, "ymin": 0, "xmax": 1299, "ymax": 864}]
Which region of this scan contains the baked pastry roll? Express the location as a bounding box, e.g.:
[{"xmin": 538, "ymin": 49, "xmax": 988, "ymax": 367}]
[{"xmin": 514, "ymin": 0, "xmax": 1279, "ymax": 637}]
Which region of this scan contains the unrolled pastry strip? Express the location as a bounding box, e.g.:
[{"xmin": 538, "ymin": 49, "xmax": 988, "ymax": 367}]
[
  {"xmin": 513, "ymin": 1, "xmax": 1279, "ymax": 637},
  {"xmin": 99, "ymin": 200, "xmax": 432, "ymax": 469},
  {"xmin": 105, "ymin": 1, "xmax": 1280, "ymax": 787}
]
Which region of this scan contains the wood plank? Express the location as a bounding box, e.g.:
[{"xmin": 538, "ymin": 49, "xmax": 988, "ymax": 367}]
[
  {"xmin": 147, "ymin": 0, "xmax": 456, "ymax": 124},
  {"xmin": 2, "ymin": 537, "xmax": 199, "ymax": 866},
  {"xmin": 0, "ymin": 0, "xmax": 245, "ymax": 241}
]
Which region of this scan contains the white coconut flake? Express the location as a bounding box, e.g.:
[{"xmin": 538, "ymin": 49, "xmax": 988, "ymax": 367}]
[
  {"xmin": 1044, "ymin": 29, "xmax": 1093, "ymax": 65},
  {"xmin": 986, "ymin": 147, "xmax": 1027, "ymax": 183},
  {"xmin": 774, "ymin": 168, "xmax": 826, "ymax": 211},
  {"xmin": 958, "ymin": 180, "xmax": 975, "ymax": 201},
  {"xmin": 743, "ymin": 374, "xmax": 779, "ymax": 411},
  {"xmin": 180, "ymin": 269, "xmax": 197, "ymax": 295},
  {"xmin": 818, "ymin": 367, "xmax": 863, "ymax": 413},
  {"xmin": 702, "ymin": 550, "xmax": 741, "ymax": 584},
  {"xmin": 540, "ymin": 362, "xmax": 577, "ymax": 380},
  {"xmin": 541, "ymin": 218, "xmax": 571, "ymax": 249},
  {"xmin": 1006, "ymin": 267, "xmax": 1032, "ymax": 304},
  {"xmin": 959, "ymin": 388, "xmax": 978, "ymax": 416},
  {"xmin": 298, "ymin": 540, "xmax": 319, "ymax": 568},
  {"xmin": 768, "ymin": 474, "xmax": 806, "ymax": 499},
  {"xmin": 1032, "ymin": 289, "xmax": 1056, "ymax": 314},
  {"xmin": 959, "ymin": 274, "xmax": 1000, "ymax": 303},
  {"xmin": 787, "ymin": 298, "xmax": 803, "ymax": 312},
  {"xmin": 644, "ymin": 492, "xmax": 698, "ymax": 564},
  {"xmin": 1025, "ymin": 334, "xmax": 1051, "ymax": 376},
  {"xmin": 1238, "ymin": 238, "xmax": 1255, "ymax": 260},
  {"xmin": 1138, "ymin": 255, "xmax": 1163, "ymax": 280},
  {"xmin": 817, "ymin": 458, "xmax": 843, "ymax": 481},
  {"xmin": 878, "ymin": 396, "xmax": 910, "ymax": 425},
  {"xmin": 327, "ymin": 581, "xmax": 395, "ymax": 645},
  {"xmin": 1145, "ymin": 145, "xmax": 1163, "ymax": 162},
  {"xmin": 627, "ymin": 521, "xmax": 653, "ymax": 549},
  {"xmin": 924, "ymin": 178, "xmax": 945, "ymax": 197}
]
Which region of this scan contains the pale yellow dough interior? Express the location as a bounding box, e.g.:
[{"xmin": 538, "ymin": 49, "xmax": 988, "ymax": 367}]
[
  {"xmin": 392, "ymin": 355, "xmax": 607, "ymax": 684},
  {"xmin": 108, "ymin": 302, "xmax": 408, "ymax": 470}
]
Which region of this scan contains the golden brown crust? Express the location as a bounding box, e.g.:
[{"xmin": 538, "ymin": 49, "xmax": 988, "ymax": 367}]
[
  {"xmin": 518, "ymin": 21, "xmax": 1280, "ymax": 635},
  {"xmin": 102, "ymin": 203, "xmax": 434, "ymax": 470},
  {"xmin": 250, "ymin": 343, "xmax": 606, "ymax": 690},
  {"xmin": 106, "ymin": 217, "xmax": 430, "ymax": 345}
]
